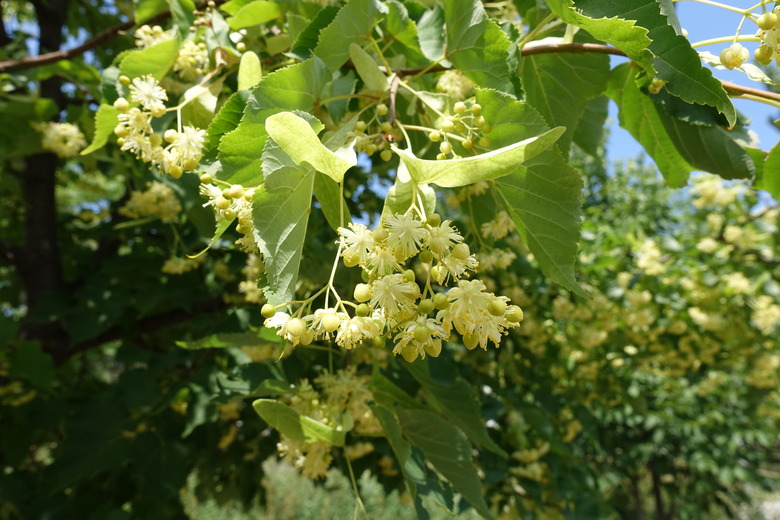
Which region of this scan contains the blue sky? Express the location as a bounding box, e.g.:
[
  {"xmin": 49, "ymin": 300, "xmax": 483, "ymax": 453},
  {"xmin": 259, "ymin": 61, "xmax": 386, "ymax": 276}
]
[{"xmin": 606, "ymin": 0, "xmax": 780, "ymax": 162}]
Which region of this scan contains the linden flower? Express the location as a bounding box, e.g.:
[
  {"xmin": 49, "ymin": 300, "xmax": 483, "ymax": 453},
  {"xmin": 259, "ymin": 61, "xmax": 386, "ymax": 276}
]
[
  {"xmin": 129, "ymin": 75, "xmax": 168, "ymax": 114},
  {"xmin": 174, "ymin": 40, "xmax": 210, "ymax": 81},
  {"xmin": 134, "ymin": 24, "xmax": 175, "ymax": 48},
  {"xmin": 39, "ymin": 122, "xmax": 87, "ymax": 158},
  {"xmin": 427, "ymin": 220, "xmax": 463, "ymax": 256},
  {"xmin": 366, "ymin": 246, "xmax": 402, "ymax": 276},
  {"xmin": 370, "ymin": 273, "xmax": 419, "ymax": 319},
  {"xmin": 468, "ymin": 313, "xmax": 510, "ymax": 350},
  {"xmin": 439, "ymin": 279, "xmax": 514, "ymax": 344},
  {"xmin": 696, "ymin": 237, "xmax": 719, "ymax": 254},
  {"xmin": 310, "ymin": 308, "xmax": 349, "ymax": 338},
  {"xmin": 338, "ymin": 223, "xmax": 375, "ymax": 264},
  {"xmin": 480, "ymin": 210, "xmax": 515, "ymax": 240},
  {"xmin": 174, "ymin": 126, "xmax": 206, "ymax": 159},
  {"xmin": 335, "ymin": 316, "xmax": 383, "ymax": 350},
  {"xmin": 393, "ymin": 315, "xmax": 446, "ymax": 362},
  {"xmin": 119, "ymin": 181, "xmax": 181, "ymax": 223},
  {"xmin": 435, "ymin": 252, "xmax": 478, "ymax": 283},
  {"xmin": 636, "ymin": 239, "xmax": 664, "ymax": 275},
  {"xmin": 384, "ymin": 213, "xmax": 430, "ymax": 261},
  {"xmin": 719, "ymin": 42, "xmax": 749, "ymax": 70}
]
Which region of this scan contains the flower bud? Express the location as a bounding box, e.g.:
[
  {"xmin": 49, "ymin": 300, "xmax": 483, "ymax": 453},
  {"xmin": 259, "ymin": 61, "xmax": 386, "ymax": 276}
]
[
  {"xmin": 433, "ymin": 293, "xmax": 449, "ymax": 310},
  {"xmin": 354, "ymin": 283, "xmax": 372, "ymax": 302},
  {"xmin": 719, "ymin": 43, "xmax": 749, "ymax": 70},
  {"xmin": 463, "ymin": 334, "xmax": 479, "ymax": 350},
  {"xmin": 261, "ymin": 304, "xmax": 276, "ymax": 318},
  {"xmin": 286, "ymin": 318, "xmax": 307, "ymax": 337}
]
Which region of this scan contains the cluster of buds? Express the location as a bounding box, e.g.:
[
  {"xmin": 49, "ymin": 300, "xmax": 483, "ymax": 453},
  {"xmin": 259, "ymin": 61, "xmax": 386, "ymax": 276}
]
[
  {"xmin": 262, "ymin": 211, "xmax": 523, "ymax": 362},
  {"xmin": 349, "ymin": 103, "xmax": 400, "ymax": 161},
  {"xmin": 755, "ymin": 7, "xmax": 780, "ymax": 65},
  {"xmin": 113, "ymin": 75, "xmax": 206, "ymax": 178},
  {"xmin": 199, "ymin": 178, "xmax": 259, "ymax": 252},
  {"xmin": 36, "ymin": 122, "xmax": 86, "ymax": 158},
  {"xmin": 429, "ymin": 101, "xmax": 491, "ymax": 160}
]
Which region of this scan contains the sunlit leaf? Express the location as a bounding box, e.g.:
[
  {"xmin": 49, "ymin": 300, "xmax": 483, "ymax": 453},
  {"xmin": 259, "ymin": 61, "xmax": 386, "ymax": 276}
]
[{"xmin": 253, "ymin": 399, "xmax": 346, "ymax": 446}]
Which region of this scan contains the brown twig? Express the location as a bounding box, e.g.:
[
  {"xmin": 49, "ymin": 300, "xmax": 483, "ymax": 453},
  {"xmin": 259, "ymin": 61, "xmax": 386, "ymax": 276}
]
[{"xmin": 0, "ymin": 18, "xmax": 138, "ymax": 73}]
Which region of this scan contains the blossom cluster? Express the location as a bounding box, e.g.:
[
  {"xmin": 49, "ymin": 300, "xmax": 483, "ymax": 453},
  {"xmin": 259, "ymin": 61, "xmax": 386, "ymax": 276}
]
[
  {"xmin": 113, "ymin": 75, "xmax": 206, "ymax": 178},
  {"xmin": 199, "ymin": 181, "xmax": 259, "ymax": 252},
  {"xmin": 754, "ymin": 6, "xmax": 780, "ymax": 65},
  {"xmin": 264, "ymin": 212, "xmax": 523, "ymax": 362},
  {"xmin": 119, "ymin": 181, "xmax": 181, "ymax": 223},
  {"xmin": 134, "ymin": 25, "xmax": 210, "ymax": 81},
  {"xmin": 275, "ymin": 367, "xmax": 381, "ymax": 479},
  {"xmin": 37, "ymin": 122, "xmax": 86, "ymax": 158}
]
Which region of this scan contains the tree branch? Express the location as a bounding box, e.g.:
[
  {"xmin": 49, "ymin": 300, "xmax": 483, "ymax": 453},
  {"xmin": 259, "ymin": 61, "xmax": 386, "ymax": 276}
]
[
  {"xmin": 61, "ymin": 297, "xmax": 232, "ymax": 365},
  {"xmin": 0, "ymin": 18, "xmax": 137, "ymax": 73}
]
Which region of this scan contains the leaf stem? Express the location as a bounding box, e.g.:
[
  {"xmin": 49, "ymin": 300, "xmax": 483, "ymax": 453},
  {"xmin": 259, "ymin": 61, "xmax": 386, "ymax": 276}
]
[
  {"xmin": 675, "ymin": 0, "xmax": 752, "ymax": 16},
  {"xmin": 690, "ymin": 35, "xmax": 761, "ymax": 48},
  {"xmin": 344, "ymin": 451, "xmax": 369, "ymax": 519},
  {"xmin": 517, "ymin": 12, "xmax": 560, "ymax": 48}
]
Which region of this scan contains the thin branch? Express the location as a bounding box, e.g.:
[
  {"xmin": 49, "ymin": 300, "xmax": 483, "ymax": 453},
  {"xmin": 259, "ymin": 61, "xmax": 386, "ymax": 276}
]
[
  {"xmin": 62, "ymin": 297, "xmax": 232, "ymax": 364},
  {"xmin": 0, "ymin": 18, "xmax": 138, "ymax": 73},
  {"xmin": 721, "ymin": 79, "xmax": 780, "ymax": 103}
]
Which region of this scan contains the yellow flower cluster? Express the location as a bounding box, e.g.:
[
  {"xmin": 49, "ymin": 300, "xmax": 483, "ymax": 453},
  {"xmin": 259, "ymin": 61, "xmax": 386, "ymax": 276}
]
[
  {"xmin": 119, "ymin": 181, "xmax": 181, "ymax": 223},
  {"xmin": 275, "ymin": 367, "xmax": 380, "ymax": 479},
  {"xmin": 199, "ymin": 182, "xmax": 258, "ymax": 252},
  {"xmin": 754, "ymin": 6, "xmax": 780, "ymax": 65},
  {"xmin": 113, "ymin": 75, "xmax": 206, "ymax": 178},
  {"xmin": 37, "ymin": 122, "xmax": 86, "ymax": 158},
  {"xmin": 264, "ymin": 212, "xmax": 523, "ymax": 362}
]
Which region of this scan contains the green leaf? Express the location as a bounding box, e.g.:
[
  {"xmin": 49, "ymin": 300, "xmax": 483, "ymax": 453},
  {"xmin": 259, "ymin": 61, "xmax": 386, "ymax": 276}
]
[
  {"xmin": 253, "ymin": 399, "xmax": 346, "ymax": 446},
  {"xmin": 81, "ymin": 105, "xmax": 120, "ymax": 156},
  {"xmin": 443, "ymin": 1, "xmax": 514, "ymax": 95},
  {"xmin": 168, "ymin": 0, "xmax": 196, "ymax": 36},
  {"xmin": 189, "ymin": 216, "xmax": 234, "ymax": 258},
  {"xmin": 573, "ymin": 95, "xmax": 609, "ymax": 157},
  {"xmin": 417, "ymin": 4, "xmax": 445, "ymax": 61},
  {"xmin": 348, "ymin": 43, "xmax": 389, "ymax": 93},
  {"xmin": 289, "ymin": 6, "xmax": 340, "ymax": 61},
  {"xmin": 383, "ymin": 0, "xmax": 429, "ymax": 64},
  {"xmin": 313, "ymin": 174, "xmax": 351, "ymax": 231},
  {"xmin": 757, "ymin": 143, "xmax": 780, "ymax": 199},
  {"xmin": 238, "ymin": 51, "xmax": 263, "ymax": 90},
  {"xmin": 393, "ymin": 127, "xmax": 564, "ymax": 187},
  {"xmin": 253, "ymin": 137, "xmax": 315, "ymax": 305},
  {"xmin": 606, "ymin": 63, "xmax": 692, "ymax": 187},
  {"xmin": 518, "ymin": 49, "xmax": 609, "ymax": 155},
  {"xmin": 476, "ymin": 88, "xmax": 584, "ymax": 295},
  {"xmin": 370, "ymin": 370, "xmax": 425, "ymax": 411},
  {"xmin": 398, "ymin": 409, "xmax": 494, "ymax": 520},
  {"xmin": 313, "ymin": 0, "xmax": 388, "ymax": 72},
  {"xmin": 655, "ymin": 108, "xmax": 755, "ymax": 180},
  {"xmin": 265, "ymin": 112, "xmax": 356, "ymax": 183},
  {"xmin": 119, "ymin": 37, "xmax": 180, "ymax": 80},
  {"xmin": 549, "ymin": 0, "xmax": 736, "ymax": 125},
  {"xmin": 180, "ymin": 80, "xmax": 222, "ymax": 129},
  {"xmin": 546, "ymin": 0, "xmax": 654, "ymax": 73},
  {"xmin": 134, "ymin": 0, "xmax": 168, "ymax": 24},
  {"xmin": 382, "ymin": 162, "xmax": 436, "ymax": 218},
  {"xmin": 9, "ymin": 342, "xmax": 54, "ymax": 391},
  {"xmin": 227, "ymin": 0, "xmax": 281, "ymax": 30},
  {"xmin": 219, "ymin": 0, "xmax": 254, "ymax": 15},
  {"xmin": 405, "ymin": 360, "xmax": 507, "ymax": 457},
  {"xmin": 373, "ymin": 405, "xmax": 454, "ymax": 519},
  {"xmin": 176, "ymin": 331, "xmax": 279, "ymax": 350},
  {"xmin": 218, "ymin": 57, "xmax": 329, "ymax": 184},
  {"xmin": 205, "ymin": 91, "xmax": 249, "ymax": 154}
]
